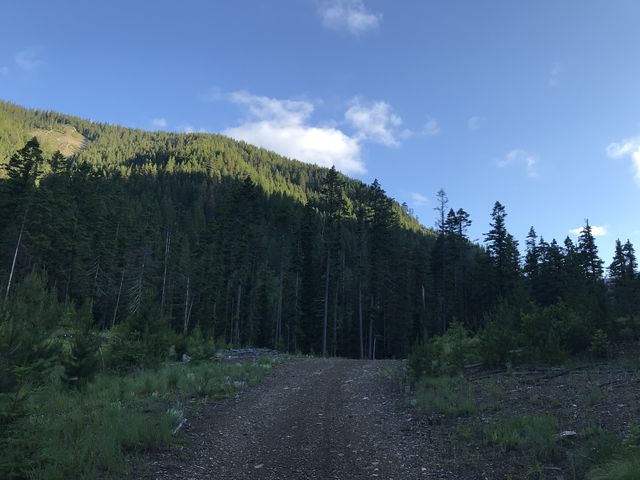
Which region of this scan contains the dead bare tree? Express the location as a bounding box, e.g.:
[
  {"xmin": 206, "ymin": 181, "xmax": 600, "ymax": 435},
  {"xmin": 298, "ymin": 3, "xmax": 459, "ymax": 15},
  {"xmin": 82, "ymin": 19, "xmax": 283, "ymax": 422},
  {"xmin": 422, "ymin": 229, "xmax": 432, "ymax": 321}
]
[{"xmin": 160, "ymin": 228, "xmax": 171, "ymax": 316}]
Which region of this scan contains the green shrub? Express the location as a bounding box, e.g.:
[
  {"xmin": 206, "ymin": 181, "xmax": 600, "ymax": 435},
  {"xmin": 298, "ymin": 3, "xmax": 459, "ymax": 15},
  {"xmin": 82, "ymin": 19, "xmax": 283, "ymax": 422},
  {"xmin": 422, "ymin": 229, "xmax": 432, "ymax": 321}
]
[
  {"xmin": 485, "ymin": 414, "xmax": 560, "ymax": 462},
  {"xmin": 568, "ymin": 427, "xmax": 622, "ymax": 477},
  {"xmin": 586, "ymin": 426, "xmax": 640, "ymax": 479},
  {"xmin": 61, "ymin": 330, "xmax": 100, "ymax": 387},
  {"xmin": 0, "ymin": 357, "xmax": 280, "ymax": 479},
  {"xmin": 480, "ymin": 302, "xmax": 593, "ymax": 367},
  {"xmin": 554, "ymin": 303, "xmax": 592, "ymax": 355},
  {"xmin": 479, "ymin": 318, "xmax": 518, "ymax": 367},
  {"xmin": 407, "ymin": 322, "xmax": 480, "ymax": 380},
  {"xmin": 411, "ymin": 375, "xmax": 475, "ymax": 416},
  {"xmin": 589, "ymin": 329, "xmax": 610, "ymax": 359},
  {"xmin": 587, "ymin": 450, "xmax": 640, "ymax": 480}
]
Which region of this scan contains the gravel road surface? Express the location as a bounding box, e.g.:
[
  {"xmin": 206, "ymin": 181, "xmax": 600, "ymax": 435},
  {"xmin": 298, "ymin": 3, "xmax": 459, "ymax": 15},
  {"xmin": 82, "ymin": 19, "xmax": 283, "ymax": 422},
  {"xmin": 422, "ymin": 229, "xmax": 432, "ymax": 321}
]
[{"xmin": 145, "ymin": 358, "xmax": 434, "ymax": 480}]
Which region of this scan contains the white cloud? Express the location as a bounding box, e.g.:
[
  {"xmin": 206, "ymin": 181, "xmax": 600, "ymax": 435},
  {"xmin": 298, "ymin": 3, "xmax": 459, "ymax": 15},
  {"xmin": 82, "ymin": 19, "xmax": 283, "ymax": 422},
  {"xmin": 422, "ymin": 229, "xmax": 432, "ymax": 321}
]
[
  {"xmin": 569, "ymin": 225, "xmax": 607, "ymax": 237},
  {"xmin": 0, "ymin": 66, "xmax": 8, "ymax": 76},
  {"xmin": 496, "ymin": 149, "xmax": 539, "ymax": 178},
  {"xmin": 224, "ymin": 91, "xmax": 365, "ymax": 174},
  {"xmin": 606, "ymin": 136, "xmax": 640, "ymax": 186},
  {"xmin": 399, "ymin": 128, "xmax": 413, "ymax": 140},
  {"xmin": 468, "ymin": 116, "xmax": 485, "ymax": 131},
  {"xmin": 319, "ymin": 0, "xmax": 381, "ymax": 35},
  {"xmin": 548, "ymin": 62, "xmax": 561, "ymax": 87},
  {"xmin": 151, "ymin": 117, "xmax": 168, "ymax": 128},
  {"xmin": 177, "ymin": 124, "xmax": 207, "ymax": 134},
  {"xmin": 15, "ymin": 48, "xmax": 43, "ymax": 71},
  {"xmin": 410, "ymin": 192, "xmax": 429, "ymax": 207},
  {"xmin": 230, "ymin": 91, "xmax": 313, "ymax": 126},
  {"xmin": 345, "ymin": 97, "xmax": 402, "ymax": 147},
  {"xmin": 421, "ymin": 115, "xmax": 441, "ymax": 136}
]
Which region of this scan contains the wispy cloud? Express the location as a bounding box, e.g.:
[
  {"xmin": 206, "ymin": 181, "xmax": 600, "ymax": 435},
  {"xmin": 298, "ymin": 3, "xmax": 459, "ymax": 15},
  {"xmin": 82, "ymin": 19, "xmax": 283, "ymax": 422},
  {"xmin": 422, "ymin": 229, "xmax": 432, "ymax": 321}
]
[
  {"xmin": 496, "ymin": 149, "xmax": 539, "ymax": 178},
  {"xmin": 606, "ymin": 136, "xmax": 640, "ymax": 186},
  {"xmin": 421, "ymin": 115, "xmax": 441, "ymax": 136},
  {"xmin": 548, "ymin": 62, "xmax": 561, "ymax": 87},
  {"xmin": 345, "ymin": 97, "xmax": 403, "ymax": 147},
  {"xmin": 410, "ymin": 192, "xmax": 429, "ymax": 207},
  {"xmin": 319, "ymin": 0, "xmax": 381, "ymax": 35},
  {"xmin": 223, "ymin": 91, "xmax": 365, "ymax": 174},
  {"xmin": 15, "ymin": 48, "xmax": 43, "ymax": 71},
  {"xmin": 176, "ymin": 124, "xmax": 207, "ymax": 134},
  {"xmin": 569, "ymin": 225, "xmax": 607, "ymax": 237},
  {"xmin": 468, "ymin": 116, "xmax": 485, "ymax": 131},
  {"xmin": 151, "ymin": 117, "xmax": 168, "ymax": 129}
]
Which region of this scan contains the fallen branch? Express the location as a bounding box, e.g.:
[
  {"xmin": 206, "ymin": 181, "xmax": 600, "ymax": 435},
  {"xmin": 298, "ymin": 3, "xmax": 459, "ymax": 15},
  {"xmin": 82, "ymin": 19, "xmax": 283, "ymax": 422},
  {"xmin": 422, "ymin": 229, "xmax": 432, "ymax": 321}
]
[
  {"xmin": 172, "ymin": 418, "xmax": 187, "ymax": 435},
  {"xmin": 598, "ymin": 378, "xmax": 640, "ymax": 389},
  {"xmin": 463, "ymin": 362, "xmax": 483, "ymax": 370}
]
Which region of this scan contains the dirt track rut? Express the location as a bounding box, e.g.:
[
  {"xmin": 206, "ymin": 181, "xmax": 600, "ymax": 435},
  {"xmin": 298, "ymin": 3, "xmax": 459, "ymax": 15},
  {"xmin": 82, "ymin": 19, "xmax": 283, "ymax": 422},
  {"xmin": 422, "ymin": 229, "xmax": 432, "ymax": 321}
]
[{"xmin": 147, "ymin": 358, "xmax": 432, "ymax": 480}]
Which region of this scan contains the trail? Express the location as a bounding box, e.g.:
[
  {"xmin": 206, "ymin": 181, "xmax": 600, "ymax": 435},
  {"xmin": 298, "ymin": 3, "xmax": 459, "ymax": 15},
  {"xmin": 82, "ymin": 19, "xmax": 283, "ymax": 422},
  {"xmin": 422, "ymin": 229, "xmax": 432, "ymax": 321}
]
[{"xmin": 146, "ymin": 358, "xmax": 433, "ymax": 480}]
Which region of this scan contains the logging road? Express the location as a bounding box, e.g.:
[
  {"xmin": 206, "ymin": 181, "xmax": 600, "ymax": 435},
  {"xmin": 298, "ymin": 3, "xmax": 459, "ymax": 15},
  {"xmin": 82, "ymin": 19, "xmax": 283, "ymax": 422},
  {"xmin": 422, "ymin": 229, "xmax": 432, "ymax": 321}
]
[{"xmin": 145, "ymin": 358, "xmax": 436, "ymax": 480}]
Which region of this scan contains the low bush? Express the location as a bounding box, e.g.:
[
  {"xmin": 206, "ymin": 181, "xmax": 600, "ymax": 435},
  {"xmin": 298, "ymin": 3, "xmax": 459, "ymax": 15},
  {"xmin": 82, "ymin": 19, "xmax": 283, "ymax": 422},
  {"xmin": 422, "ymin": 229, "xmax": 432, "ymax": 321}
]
[
  {"xmin": 407, "ymin": 322, "xmax": 480, "ymax": 380},
  {"xmin": 485, "ymin": 414, "xmax": 560, "ymax": 463},
  {"xmin": 479, "ymin": 302, "xmax": 595, "ymax": 367},
  {"xmin": 587, "ymin": 426, "xmax": 640, "ymax": 480},
  {"xmin": 411, "ymin": 375, "xmax": 475, "ymax": 416}
]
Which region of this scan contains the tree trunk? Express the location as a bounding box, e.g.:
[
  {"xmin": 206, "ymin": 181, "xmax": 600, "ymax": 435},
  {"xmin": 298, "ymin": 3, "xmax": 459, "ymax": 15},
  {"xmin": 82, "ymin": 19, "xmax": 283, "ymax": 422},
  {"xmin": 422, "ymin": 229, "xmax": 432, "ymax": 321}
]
[
  {"xmin": 112, "ymin": 266, "xmax": 125, "ymax": 327},
  {"xmin": 322, "ymin": 249, "xmax": 331, "ymax": 356},
  {"xmin": 235, "ymin": 283, "xmax": 242, "ymax": 344},
  {"xmin": 358, "ymin": 281, "xmax": 364, "ymax": 359},
  {"xmin": 332, "ymin": 284, "xmax": 338, "ymax": 356},
  {"xmin": 5, "ymin": 217, "xmax": 25, "ymax": 299},
  {"xmin": 293, "ymin": 272, "xmax": 299, "ymax": 353},
  {"xmin": 160, "ymin": 228, "xmax": 171, "ymax": 316},
  {"xmin": 421, "ymin": 283, "xmax": 427, "ymax": 341},
  {"xmin": 274, "ymin": 259, "xmax": 284, "ymax": 348},
  {"xmin": 183, "ymin": 276, "xmax": 190, "ymax": 334},
  {"xmin": 368, "ymin": 295, "xmax": 374, "ymax": 359}
]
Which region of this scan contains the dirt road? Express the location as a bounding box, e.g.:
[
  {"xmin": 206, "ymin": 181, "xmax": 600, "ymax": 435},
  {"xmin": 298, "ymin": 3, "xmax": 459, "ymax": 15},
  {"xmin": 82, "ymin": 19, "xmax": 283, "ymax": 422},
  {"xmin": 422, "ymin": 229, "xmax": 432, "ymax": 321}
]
[{"xmin": 146, "ymin": 358, "xmax": 434, "ymax": 480}]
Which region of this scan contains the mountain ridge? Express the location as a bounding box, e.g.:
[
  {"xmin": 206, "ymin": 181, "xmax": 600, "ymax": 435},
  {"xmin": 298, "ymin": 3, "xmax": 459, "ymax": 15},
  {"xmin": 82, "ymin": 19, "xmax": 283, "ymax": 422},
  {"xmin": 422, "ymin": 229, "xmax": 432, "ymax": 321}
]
[{"xmin": 0, "ymin": 99, "xmax": 429, "ymax": 234}]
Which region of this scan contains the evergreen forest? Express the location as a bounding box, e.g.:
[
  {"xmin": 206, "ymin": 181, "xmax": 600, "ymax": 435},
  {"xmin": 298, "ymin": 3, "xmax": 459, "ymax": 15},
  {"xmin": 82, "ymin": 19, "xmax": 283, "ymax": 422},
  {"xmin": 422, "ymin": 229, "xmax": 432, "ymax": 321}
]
[
  {"xmin": 1, "ymin": 100, "xmax": 639, "ymax": 367},
  {"xmin": 1, "ymin": 100, "xmax": 639, "ymax": 476}
]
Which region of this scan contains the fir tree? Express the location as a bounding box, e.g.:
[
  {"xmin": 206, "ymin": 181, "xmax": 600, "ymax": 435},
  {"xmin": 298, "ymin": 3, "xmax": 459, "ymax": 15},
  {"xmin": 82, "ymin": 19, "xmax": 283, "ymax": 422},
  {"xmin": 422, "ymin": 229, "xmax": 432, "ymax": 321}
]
[{"xmin": 578, "ymin": 220, "xmax": 604, "ymax": 280}]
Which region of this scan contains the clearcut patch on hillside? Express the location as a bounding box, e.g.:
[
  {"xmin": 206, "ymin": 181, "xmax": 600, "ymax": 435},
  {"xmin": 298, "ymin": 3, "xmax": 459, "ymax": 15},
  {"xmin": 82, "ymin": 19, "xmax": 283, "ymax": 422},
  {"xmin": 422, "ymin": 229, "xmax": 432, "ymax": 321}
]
[{"xmin": 31, "ymin": 125, "xmax": 86, "ymax": 156}]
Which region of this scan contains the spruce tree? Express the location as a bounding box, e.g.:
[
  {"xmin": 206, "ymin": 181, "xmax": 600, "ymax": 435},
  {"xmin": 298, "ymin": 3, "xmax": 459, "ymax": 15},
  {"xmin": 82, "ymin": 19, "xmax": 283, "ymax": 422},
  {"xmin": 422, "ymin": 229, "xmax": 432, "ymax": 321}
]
[
  {"xmin": 484, "ymin": 201, "xmax": 520, "ymax": 298},
  {"xmin": 578, "ymin": 220, "xmax": 604, "ymax": 280},
  {"xmin": 523, "ymin": 227, "xmax": 539, "ymax": 280}
]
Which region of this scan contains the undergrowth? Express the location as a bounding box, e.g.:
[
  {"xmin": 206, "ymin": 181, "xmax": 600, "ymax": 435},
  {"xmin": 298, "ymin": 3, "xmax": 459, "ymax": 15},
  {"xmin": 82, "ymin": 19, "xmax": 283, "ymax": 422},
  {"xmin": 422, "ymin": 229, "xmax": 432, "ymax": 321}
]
[
  {"xmin": 484, "ymin": 414, "xmax": 560, "ymax": 464},
  {"xmin": 0, "ymin": 357, "xmax": 279, "ymax": 479},
  {"xmin": 411, "ymin": 375, "xmax": 476, "ymax": 416}
]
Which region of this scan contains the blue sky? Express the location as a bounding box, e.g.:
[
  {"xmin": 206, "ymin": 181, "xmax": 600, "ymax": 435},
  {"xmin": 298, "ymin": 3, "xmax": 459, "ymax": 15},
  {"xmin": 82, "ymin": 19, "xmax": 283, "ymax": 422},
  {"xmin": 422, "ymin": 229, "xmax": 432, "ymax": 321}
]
[{"xmin": 1, "ymin": 0, "xmax": 639, "ymax": 262}]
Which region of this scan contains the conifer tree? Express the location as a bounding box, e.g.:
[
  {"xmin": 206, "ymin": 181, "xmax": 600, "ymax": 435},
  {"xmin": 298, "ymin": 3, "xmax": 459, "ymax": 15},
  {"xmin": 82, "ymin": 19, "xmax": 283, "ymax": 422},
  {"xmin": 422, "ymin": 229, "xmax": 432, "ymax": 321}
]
[
  {"xmin": 484, "ymin": 202, "xmax": 520, "ymax": 298},
  {"xmin": 523, "ymin": 227, "xmax": 539, "ymax": 280},
  {"xmin": 578, "ymin": 220, "xmax": 604, "ymax": 280}
]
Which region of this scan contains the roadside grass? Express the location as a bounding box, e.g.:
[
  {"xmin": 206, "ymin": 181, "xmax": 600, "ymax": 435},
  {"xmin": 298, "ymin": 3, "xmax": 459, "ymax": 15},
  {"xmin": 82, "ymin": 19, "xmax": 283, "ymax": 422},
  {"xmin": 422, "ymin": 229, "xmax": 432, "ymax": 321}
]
[
  {"xmin": 405, "ymin": 355, "xmax": 640, "ymax": 479},
  {"xmin": 565, "ymin": 426, "xmax": 622, "ymax": 478},
  {"xmin": 411, "ymin": 375, "xmax": 476, "ymax": 416},
  {"xmin": 586, "ymin": 426, "xmax": 640, "ymax": 480},
  {"xmin": 588, "ymin": 450, "xmax": 640, "ymax": 480},
  {"xmin": 484, "ymin": 414, "xmax": 560, "ymax": 463},
  {"xmin": 0, "ymin": 356, "xmax": 279, "ymax": 479}
]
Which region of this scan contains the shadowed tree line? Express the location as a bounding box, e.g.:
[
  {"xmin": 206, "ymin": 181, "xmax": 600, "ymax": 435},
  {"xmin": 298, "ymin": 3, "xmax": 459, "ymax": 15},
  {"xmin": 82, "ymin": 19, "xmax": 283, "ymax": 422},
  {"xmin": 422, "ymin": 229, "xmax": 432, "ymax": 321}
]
[
  {"xmin": 0, "ymin": 138, "xmax": 437, "ymax": 361},
  {"xmin": 0, "ymin": 100, "xmax": 638, "ymax": 375}
]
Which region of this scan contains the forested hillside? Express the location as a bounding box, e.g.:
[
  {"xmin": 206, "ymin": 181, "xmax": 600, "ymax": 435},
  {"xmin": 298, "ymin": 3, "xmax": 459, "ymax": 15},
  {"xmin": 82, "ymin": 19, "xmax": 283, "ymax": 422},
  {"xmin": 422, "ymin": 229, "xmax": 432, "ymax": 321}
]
[
  {"xmin": 1, "ymin": 100, "xmax": 640, "ymax": 479},
  {"xmin": 0, "ymin": 100, "xmax": 436, "ymax": 361},
  {"xmin": 1, "ymin": 100, "xmax": 638, "ymax": 366}
]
